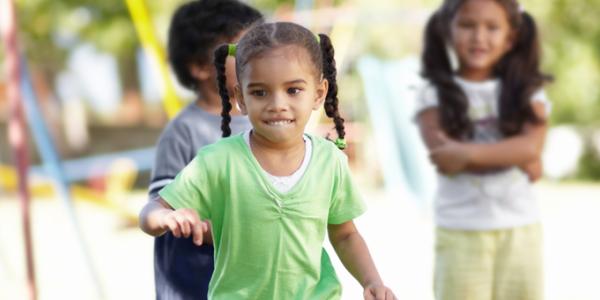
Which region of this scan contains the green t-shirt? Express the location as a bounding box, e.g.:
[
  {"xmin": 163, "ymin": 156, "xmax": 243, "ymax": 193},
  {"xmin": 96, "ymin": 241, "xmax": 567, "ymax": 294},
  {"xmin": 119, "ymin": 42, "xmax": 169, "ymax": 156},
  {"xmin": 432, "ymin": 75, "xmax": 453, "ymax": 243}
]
[{"xmin": 159, "ymin": 133, "xmax": 366, "ymax": 300}]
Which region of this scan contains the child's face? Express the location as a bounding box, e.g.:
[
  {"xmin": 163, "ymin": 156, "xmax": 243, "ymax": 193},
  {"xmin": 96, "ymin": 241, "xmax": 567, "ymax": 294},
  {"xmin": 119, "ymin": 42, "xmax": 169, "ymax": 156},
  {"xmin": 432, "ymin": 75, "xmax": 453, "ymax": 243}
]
[
  {"xmin": 450, "ymin": 0, "xmax": 514, "ymax": 79},
  {"xmin": 235, "ymin": 45, "xmax": 327, "ymax": 146}
]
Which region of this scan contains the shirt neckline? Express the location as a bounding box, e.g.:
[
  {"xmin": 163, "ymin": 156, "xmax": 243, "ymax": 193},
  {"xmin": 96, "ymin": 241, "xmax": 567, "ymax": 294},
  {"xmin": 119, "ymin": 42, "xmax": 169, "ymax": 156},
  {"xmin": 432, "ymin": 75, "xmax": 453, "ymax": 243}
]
[
  {"xmin": 237, "ymin": 131, "xmax": 315, "ymax": 199},
  {"xmin": 243, "ymin": 130, "xmax": 311, "ymax": 180}
]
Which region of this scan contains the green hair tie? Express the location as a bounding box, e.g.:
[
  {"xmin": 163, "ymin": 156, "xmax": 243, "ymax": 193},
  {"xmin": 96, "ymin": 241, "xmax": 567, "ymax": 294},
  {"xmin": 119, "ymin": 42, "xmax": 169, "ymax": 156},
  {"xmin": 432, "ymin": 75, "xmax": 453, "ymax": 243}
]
[
  {"xmin": 228, "ymin": 44, "xmax": 236, "ymax": 56},
  {"xmin": 315, "ymin": 34, "xmax": 321, "ymax": 44},
  {"xmin": 334, "ymin": 138, "xmax": 347, "ymax": 150}
]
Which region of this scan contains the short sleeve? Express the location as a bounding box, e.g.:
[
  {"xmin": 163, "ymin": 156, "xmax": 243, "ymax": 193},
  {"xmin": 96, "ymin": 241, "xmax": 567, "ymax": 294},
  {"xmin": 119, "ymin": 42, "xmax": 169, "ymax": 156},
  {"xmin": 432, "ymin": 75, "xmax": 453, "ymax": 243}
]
[
  {"xmin": 328, "ymin": 153, "xmax": 367, "ymax": 224},
  {"xmin": 148, "ymin": 134, "xmax": 189, "ymax": 199},
  {"xmin": 412, "ymin": 83, "xmax": 439, "ymax": 122},
  {"xmin": 148, "ymin": 118, "xmax": 197, "ymax": 200},
  {"xmin": 159, "ymin": 156, "xmax": 212, "ymax": 220},
  {"xmin": 531, "ymin": 89, "xmax": 552, "ymax": 117}
]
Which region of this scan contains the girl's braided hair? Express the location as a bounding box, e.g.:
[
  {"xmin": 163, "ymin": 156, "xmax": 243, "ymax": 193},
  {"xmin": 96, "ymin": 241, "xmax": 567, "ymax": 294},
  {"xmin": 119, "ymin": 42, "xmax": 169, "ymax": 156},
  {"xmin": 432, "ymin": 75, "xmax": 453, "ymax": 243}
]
[{"xmin": 214, "ymin": 22, "xmax": 346, "ymax": 149}]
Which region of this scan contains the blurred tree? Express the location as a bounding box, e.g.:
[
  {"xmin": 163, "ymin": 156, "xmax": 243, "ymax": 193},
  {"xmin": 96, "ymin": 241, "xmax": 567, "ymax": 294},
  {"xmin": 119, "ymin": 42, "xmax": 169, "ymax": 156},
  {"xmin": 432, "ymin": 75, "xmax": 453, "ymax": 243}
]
[
  {"xmin": 526, "ymin": 0, "xmax": 600, "ymax": 179},
  {"xmin": 540, "ymin": 0, "xmax": 600, "ymax": 126},
  {"xmin": 14, "ymin": 0, "xmax": 187, "ymax": 90},
  {"xmin": 13, "ymin": 0, "xmax": 352, "ymax": 90},
  {"xmin": 252, "ymin": 0, "xmax": 290, "ymax": 10}
]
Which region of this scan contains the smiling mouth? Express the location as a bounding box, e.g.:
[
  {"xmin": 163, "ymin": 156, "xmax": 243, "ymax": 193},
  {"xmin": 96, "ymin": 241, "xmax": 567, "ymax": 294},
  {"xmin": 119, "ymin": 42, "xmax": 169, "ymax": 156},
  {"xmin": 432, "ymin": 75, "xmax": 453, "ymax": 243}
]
[{"xmin": 264, "ymin": 119, "xmax": 294, "ymax": 126}]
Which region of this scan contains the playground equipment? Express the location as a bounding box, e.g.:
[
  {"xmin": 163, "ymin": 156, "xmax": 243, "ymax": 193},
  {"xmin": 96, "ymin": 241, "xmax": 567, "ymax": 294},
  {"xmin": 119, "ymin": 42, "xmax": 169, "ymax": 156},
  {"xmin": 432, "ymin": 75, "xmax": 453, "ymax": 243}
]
[
  {"xmin": 125, "ymin": 0, "xmax": 183, "ymax": 119},
  {"xmin": 1, "ymin": 1, "xmax": 435, "ymax": 298},
  {"xmin": 0, "ymin": 1, "xmax": 178, "ymax": 298},
  {"xmin": 0, "ymin": 152, "xmax": 146, "ymax": 223},
  {"xmin": 1, "ymin": 1, "xmax": 36, "ymax": 299},
  {"xmin": 358, "ymin": 56, "xmax": 436, "ymax": 205}
]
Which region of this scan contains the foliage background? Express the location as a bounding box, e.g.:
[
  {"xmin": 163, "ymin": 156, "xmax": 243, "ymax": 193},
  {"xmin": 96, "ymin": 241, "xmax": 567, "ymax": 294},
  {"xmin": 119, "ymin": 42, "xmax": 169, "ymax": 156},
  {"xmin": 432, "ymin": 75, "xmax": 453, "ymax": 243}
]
[{"xmin": 5, "ymin": 0, "xmax": 600, "ymax": 179}]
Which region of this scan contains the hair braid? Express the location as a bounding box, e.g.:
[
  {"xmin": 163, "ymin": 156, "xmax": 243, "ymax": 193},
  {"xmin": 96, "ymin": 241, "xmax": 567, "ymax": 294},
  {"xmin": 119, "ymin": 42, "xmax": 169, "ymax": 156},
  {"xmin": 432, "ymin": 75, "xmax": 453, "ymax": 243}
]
[
  {"xmin": 214, "ymin": 45, "xmax": 233, "ymax": 137},
  {"xmin": 497, "ymin": 11, "xmax": 550, "ymax": 135},
  {"xmin": 422, "ymin": 12, "xmax": 473, "ymax": 139},
  {"xmin": 319, "ymin": 34, "xmax": 346, "ymax": 144}
]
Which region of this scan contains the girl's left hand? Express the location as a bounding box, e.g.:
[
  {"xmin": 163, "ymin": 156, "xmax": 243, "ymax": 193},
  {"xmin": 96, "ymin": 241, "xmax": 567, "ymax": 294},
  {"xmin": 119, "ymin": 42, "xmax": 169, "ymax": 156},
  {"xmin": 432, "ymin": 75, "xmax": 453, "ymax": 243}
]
[
  {"xmin": 520, "ymin": 159, "xmax": 543, "ymax": 182},
  {"xmin": 429, "ymin": 132, "xmax": 470, "ymax": 174},
  {"xmin": 363, "ymin": 283, "xmax": 397, "ymax": 300}
]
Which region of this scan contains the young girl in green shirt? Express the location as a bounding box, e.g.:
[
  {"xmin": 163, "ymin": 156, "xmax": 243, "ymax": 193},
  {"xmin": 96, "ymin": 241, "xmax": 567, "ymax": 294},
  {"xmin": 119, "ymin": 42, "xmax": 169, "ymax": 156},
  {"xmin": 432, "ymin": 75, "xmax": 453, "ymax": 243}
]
[{"xmin": 139, "ymin": 22, "xmax": 396, "ymax": 300}]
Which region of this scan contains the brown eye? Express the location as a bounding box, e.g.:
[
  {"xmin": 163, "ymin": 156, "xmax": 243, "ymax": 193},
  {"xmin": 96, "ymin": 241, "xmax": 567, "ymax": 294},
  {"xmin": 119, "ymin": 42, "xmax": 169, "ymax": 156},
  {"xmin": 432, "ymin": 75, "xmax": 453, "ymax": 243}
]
[
  {"xmin": 250, "ymin": 90, "xmax": 267, "ymax": 97},
  {"xmin": 287, "ymin": 87, "xmax": 302, "ymax": 95}
]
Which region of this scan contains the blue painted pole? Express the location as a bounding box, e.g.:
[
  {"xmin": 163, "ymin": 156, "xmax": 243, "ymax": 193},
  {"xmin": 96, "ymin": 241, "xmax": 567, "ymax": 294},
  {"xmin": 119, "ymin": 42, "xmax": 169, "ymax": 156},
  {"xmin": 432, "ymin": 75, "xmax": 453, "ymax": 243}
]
[{"xmin": 20, "ymin": 57, "xmax": 106, "ymax": 299}]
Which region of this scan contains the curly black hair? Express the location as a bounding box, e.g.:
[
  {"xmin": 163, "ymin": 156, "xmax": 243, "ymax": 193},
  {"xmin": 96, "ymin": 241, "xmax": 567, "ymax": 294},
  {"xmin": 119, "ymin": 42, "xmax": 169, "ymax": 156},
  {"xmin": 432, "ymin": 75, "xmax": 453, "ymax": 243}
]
[
  {"xmin": 214, "ymin": 22, "xmax": 346, "ymax": 149},
  {"xmin": 167, "ymin": 0, "xmax": 263, "ymax": 91}
]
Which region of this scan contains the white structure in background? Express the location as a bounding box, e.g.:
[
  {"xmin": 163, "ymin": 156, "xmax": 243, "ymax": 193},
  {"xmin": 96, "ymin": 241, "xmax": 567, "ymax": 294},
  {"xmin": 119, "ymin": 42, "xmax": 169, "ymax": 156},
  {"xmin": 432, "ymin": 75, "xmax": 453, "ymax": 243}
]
[
  {"xmin": 56, "ymin": 71, "xmax": 89, "ymax": 151},
  {"xmin": 358, "ymin": 56, "xmax": 437, "ymax": 208},
  {"xmin": 542, "ymin": 126, "xmax": 584, "ymax": 179},
  {"xmin": 68, "ymin": 43, "xmax": 122, "ymax": 118},
  {"xmin": 136, "ymin": 48, "xmax": 162, "ymax": 105},
  {"xmin": 136, "ymin": 47, "xmax": 194, "ymax": 105}
]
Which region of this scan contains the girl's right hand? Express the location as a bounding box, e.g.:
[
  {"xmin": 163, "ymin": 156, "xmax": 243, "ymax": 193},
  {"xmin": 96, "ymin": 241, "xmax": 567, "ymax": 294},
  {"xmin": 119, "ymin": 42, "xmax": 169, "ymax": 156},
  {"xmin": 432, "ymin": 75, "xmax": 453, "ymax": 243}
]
[
  {"xmin": 363, "ymin": 283, "xmax": 397, "ymax": 300},
  {"xmin": 160, "ymin": 208, "xmax": 208, "ymax": 246},
  {"xmin": 429, "ymin": 132, "xmax": 470, "ymax": 174}
]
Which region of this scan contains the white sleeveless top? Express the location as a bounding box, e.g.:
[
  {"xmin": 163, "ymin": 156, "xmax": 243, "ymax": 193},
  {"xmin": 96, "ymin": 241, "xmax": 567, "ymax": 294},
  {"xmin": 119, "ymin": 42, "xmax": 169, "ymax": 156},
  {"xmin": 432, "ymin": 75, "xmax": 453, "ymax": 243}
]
[{"xmin": 415, "ymin": 76, "xmax": 551, "ymax": 230}]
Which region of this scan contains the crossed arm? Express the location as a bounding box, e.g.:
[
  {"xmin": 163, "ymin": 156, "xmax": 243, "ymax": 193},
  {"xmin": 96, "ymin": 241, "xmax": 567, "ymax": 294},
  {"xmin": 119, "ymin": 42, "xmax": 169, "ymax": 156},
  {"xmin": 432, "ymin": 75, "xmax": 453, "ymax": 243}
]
[{"xmin": 416, "ymin": 101, "xmax": 548, "ymax": 179}]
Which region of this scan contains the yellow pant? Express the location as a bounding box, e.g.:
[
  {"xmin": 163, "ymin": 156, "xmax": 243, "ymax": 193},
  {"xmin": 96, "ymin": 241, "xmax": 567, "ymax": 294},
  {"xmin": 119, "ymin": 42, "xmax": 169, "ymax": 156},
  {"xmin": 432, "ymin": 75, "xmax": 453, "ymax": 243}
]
[{"xmin": 434, "ymin": 224, "xmax": 543, "ymax": 300}]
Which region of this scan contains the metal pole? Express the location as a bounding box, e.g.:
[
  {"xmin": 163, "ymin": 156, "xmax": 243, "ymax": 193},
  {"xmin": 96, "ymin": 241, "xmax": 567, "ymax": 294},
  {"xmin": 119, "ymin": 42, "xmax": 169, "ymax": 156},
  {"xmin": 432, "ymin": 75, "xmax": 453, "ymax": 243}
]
[
  {"xmin": 20, "ymin": 58, "xmax": 106, "ymax": 300},
  {"xmin": 0, "ymin": 0, "xmax": 37, "ymax": 299},
  {"xmin": 125, "ymin": 0, "xmax": 183, "ymax": 119}
]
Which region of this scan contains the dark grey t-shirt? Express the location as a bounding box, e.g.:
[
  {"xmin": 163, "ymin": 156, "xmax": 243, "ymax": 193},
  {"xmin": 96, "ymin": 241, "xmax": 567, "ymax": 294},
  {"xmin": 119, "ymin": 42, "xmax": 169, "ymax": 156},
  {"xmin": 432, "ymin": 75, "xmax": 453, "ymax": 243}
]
[
  {"xmin": 149, "ymin": 103, "xmax": 251, "ymax": 300},
  {"xmin": 149, "ymin": 103, "xmax": 251, "ymax": 198}
]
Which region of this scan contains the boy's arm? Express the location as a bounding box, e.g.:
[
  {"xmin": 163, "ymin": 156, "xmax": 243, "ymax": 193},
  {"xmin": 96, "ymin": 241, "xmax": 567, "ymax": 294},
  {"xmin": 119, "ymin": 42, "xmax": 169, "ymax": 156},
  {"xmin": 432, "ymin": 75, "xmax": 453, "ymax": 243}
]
[
  {"xmin": 142, "ymin": 196, "xmax": 214, "ymax": 244},
  {"xmin": 148, "ymin": 129, "xmax": 214, "ymax": 243},
  {"xmin": 139, "ymin": 197, "xmax": 208, "ymax": 246},
  {"xmin": 139, "ymin": 197, "xmax": 175, "ymax": 236},
  {"xmin": 148, "ymin": 132, "xmax": 190, "ymax": 200},
  {"xmin": 328, "ymin": 221, "xmax": 396, "ymax": 299}
]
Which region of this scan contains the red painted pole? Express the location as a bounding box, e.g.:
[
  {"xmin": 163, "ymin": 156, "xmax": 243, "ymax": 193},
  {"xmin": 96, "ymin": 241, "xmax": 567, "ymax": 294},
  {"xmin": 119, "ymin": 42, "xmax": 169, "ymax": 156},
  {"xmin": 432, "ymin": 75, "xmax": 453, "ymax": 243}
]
[{"xmin": 1, "ymin": 0, "xmax": 38, "ymax": 299}]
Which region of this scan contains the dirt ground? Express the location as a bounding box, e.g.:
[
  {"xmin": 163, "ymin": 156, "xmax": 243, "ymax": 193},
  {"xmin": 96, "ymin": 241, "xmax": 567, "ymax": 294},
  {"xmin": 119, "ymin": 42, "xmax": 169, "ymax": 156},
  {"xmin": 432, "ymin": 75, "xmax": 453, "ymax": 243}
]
[{"xmin": 0, "ymin": 181, "xmax": 598, "ymax": 300}]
